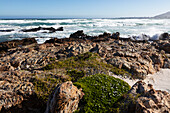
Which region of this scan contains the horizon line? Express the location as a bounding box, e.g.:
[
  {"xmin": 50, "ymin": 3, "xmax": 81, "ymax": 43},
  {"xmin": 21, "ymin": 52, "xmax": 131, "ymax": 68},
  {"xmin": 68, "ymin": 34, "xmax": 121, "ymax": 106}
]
[{"xmin": 0, "ymin": 16, "xmax": 152, "ymax": 19}]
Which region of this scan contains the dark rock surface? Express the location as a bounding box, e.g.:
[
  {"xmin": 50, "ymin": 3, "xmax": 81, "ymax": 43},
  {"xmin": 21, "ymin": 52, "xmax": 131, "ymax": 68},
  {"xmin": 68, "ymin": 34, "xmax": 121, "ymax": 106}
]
[
  {"xmin": 0, "ymin": 29, "xmax": 14, "ymax": 32},
  {"xmin": 21, "ymin": 27, "xmax": 63, "ymax": 33}
]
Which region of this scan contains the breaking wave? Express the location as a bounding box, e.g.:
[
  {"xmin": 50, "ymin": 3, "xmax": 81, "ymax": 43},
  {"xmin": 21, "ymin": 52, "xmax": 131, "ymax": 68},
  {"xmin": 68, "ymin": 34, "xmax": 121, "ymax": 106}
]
[{"xmin": 0, "ymin": 18, "xmax": 170, "ymax": 43}]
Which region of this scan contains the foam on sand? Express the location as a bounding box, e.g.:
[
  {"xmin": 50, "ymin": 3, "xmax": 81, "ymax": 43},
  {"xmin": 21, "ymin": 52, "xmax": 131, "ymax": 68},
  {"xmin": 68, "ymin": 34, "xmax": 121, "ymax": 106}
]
[{"xmin": 112, "ymin": 69, "xmax": 170, "ymax": 92}]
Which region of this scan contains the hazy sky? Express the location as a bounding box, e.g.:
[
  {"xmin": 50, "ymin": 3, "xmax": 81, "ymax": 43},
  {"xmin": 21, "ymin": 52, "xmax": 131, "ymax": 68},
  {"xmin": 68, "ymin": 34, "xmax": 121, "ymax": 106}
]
[{"xmin": 0, "ymin": 0, "xmax": 170, "ymax": 18}]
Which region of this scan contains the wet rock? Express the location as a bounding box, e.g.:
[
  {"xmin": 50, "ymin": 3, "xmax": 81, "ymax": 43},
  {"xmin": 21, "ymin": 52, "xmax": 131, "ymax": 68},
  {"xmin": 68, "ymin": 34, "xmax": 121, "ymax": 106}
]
[
  {"xmin": 99, "ymin": 32, "xmax": 111, "ymax": 38},
  {"xmin": 21, "ymin": 27, "xmax": 41, "ymax": 32},
  {"xmin": 69, "ymin": 30, "xmax": 88, "ymax": 39},
  {"xmin": 159, "ymin": 33, "xmax": 169, "ymax": 40},
  {"xmin": 45, "ymin": 81, "xmax": 84, "ymax": 113},
  {"xmin": 41, "ymin": 27, "xmax": 63, "ymax": 33},
  {"xmin": 45, "ymin": 38, "xmax": 58, "ymax": 44},
  {"xmin": 111, "ymin": 32, "xmax": 120, "ymax": 39},
  {"xmin": 21, "ymin": 27, "xmax": 63, "ymax": 33},
  {"xmin": 56, "ymin": 27, "xmax": 64, "ymax": 31},
  {"xmin": 0, "ymin": 29, "xmax": 14, "ymax": 32}
]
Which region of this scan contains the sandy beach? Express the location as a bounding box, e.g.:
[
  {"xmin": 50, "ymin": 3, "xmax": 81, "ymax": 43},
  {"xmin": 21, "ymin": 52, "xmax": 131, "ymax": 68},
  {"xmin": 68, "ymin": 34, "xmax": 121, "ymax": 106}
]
[{"xmin": 112, "ymin": 68, "xmax": 170, "ymax": 92}]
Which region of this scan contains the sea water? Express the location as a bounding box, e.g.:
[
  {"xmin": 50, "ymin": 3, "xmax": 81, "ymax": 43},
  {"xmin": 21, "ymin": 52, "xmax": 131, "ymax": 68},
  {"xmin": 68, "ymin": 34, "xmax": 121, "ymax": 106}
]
[{"xmin": 0, "ymin": 18, "xmax": 170, "ymax": 44}]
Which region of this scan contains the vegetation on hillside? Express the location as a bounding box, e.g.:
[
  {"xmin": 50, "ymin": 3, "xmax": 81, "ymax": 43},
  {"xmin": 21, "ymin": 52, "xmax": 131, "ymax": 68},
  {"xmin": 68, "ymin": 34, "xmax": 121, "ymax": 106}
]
[
  {"xmin": 44, "ymin": 52, "xmax": 132, "ymax": 80},
  {"xmin": 33, "ymin": 52, "xmax": 132, "ymax": 111}
]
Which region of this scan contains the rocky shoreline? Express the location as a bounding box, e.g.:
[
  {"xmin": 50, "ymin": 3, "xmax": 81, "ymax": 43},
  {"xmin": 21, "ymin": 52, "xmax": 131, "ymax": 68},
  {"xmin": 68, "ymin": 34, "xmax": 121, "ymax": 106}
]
[{"xmin": 0, "ymin": 31, "xmax": 169, "ymax": 113}]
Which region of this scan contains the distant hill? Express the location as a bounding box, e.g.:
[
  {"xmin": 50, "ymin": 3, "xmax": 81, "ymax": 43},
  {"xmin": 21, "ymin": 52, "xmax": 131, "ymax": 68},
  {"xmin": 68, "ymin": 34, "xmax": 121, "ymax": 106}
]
[{"xmin": 154, "ymin": 11, "xmax": 170, "ymax": 19}]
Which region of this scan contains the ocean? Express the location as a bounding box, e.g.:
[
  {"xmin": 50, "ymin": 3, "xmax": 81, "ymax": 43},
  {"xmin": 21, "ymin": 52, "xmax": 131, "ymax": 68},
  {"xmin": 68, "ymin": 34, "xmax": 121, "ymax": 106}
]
[{"xmin": 0, "ymin": 18, "xmax": 170, "ymax": 44}]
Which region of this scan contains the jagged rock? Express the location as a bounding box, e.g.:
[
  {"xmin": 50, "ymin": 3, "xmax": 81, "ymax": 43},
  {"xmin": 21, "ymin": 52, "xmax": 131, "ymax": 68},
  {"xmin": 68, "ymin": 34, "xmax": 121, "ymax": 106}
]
[
  {"xmin": 0, "ymin": 38, "xmax": 37, "ymax": 52},
  {"xmin": 159, "ymin": 33, "xmax": 169, "ymax": 40},
  {"xmin": 99, "ymin": 32, "xmax": 111, "ymax": 38},
  {"xmin": 0, "ymin": 71, "xmax": 34, "ymax": 112},
  {"xmin": 160, "ymin": 42, "xmax": 170, "ymax": 53},
  {"xmin": 131, "ymin": 65, "xmax": 148, "ymax": 79},
  {"xmin": 123, "ymin": 81, "xmax": 170, "ymax": 113},
  {"xmin": 151, "ymin": 53, "xmax": 164, "ymax": 68},
  {"xmin": 111, "ymin": 32, "xmax": 120, "ymax": 39},
  {"xmin": 45, "ymin": 81, "xmax": 84, "ymax": 113},
  {"xmin": 69, "ymin": 30, "xmax": 88, "ymax": 39},
  {"xmin": 0, "ymin": 91, "xmax": 23, "ymax": 111},
  {"xmin": 21, "ymin": 27, "xmax": 63, "ymax": 33},
  {"xmin": 55, "ymin": 27, "xmax": 64, "ymax": 31},
  {"xmin": 164, "ymin": 58, "xmax": 170, "ymax": 68}
]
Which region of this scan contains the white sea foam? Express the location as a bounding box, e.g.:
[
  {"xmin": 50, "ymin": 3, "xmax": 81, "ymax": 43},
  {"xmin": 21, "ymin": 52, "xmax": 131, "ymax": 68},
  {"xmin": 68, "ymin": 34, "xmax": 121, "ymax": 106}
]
[{"xmin": 0, "ymin": 19, "xmax": 170, "ymax": 43}]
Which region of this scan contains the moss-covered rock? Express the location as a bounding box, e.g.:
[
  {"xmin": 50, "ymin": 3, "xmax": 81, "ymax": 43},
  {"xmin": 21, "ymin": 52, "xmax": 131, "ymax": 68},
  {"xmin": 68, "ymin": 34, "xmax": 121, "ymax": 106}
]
[{"xmin": 74, "ymin": 74, "xmax": 131, "ymax": 113}]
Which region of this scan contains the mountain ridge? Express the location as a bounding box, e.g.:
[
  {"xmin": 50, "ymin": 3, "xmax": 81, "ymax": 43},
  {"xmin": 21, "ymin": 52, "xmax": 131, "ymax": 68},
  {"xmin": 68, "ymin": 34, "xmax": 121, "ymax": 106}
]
[{"xmin": 154, "ymin": 11, "xmax": 170, "ymax": 19}]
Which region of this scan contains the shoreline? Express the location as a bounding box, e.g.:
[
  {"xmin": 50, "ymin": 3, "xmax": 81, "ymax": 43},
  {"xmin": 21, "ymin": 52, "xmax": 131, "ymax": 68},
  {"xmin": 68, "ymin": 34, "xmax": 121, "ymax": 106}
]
[
  {"xmin": 112, "ymin": 68, "xmax": 170, "ymax": 93},
  {"xmin": 0, "ymin": 18, "xmax": 170, "ymax": 44},
  {"xmin": 0, "ymin": 30, "xmax": 169, "ymax": 112}
]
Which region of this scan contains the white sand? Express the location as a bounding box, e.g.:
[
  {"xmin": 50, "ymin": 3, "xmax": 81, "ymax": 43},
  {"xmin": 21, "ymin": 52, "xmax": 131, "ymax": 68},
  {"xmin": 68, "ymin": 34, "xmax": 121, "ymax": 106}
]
[{"xmin": 112, "ymin": 69, "xmax": 170, "ymax": 93}]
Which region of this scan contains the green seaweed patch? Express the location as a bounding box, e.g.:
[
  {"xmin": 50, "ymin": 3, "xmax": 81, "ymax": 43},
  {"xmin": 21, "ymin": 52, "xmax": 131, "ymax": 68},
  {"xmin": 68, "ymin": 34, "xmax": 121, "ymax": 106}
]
[{"xmin": 74, "ymin": 74, "xmax": 131, "ymax": 113}]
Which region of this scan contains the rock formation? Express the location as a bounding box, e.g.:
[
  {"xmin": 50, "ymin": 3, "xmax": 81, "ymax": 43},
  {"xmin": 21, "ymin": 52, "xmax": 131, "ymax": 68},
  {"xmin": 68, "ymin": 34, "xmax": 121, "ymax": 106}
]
[
  {"xmin": 0, "ymin": 38, "xmax": 37, "ymax": 52},
  {"xmin": 0, "ymin": 71, "xmax": 34, "ymax": 111},
  {"xmin": 21, "ymin": 27, "xmax": 63, "ymax": 33},
  {"xmin": 122, "ymin": 81, "xmax": 170, "ymax": 113},
  {"xmin": 45, "ymin": 81, "xmax": 84, "ymax": 113},
  {"xmin": 0, "ymin": 31, "xmax": 169, "ymax": 112}
]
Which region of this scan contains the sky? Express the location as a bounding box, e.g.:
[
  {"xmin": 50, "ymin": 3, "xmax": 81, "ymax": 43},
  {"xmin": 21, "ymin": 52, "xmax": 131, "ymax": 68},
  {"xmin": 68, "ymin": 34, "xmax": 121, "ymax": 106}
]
[{"xmin": 0, "ymin": 0, "xmax": 170, "ymax": 18}]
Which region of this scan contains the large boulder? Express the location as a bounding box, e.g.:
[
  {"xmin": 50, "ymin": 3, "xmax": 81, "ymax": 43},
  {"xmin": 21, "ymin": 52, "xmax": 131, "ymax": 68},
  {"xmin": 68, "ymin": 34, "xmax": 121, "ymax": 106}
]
[
  {"xmin": 45, "ymin": 81, "xmax": 84, "ymax": 113},
  {"xmin": 122, "ymin": 81, "xmax": 170, "ymax": 113}
]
